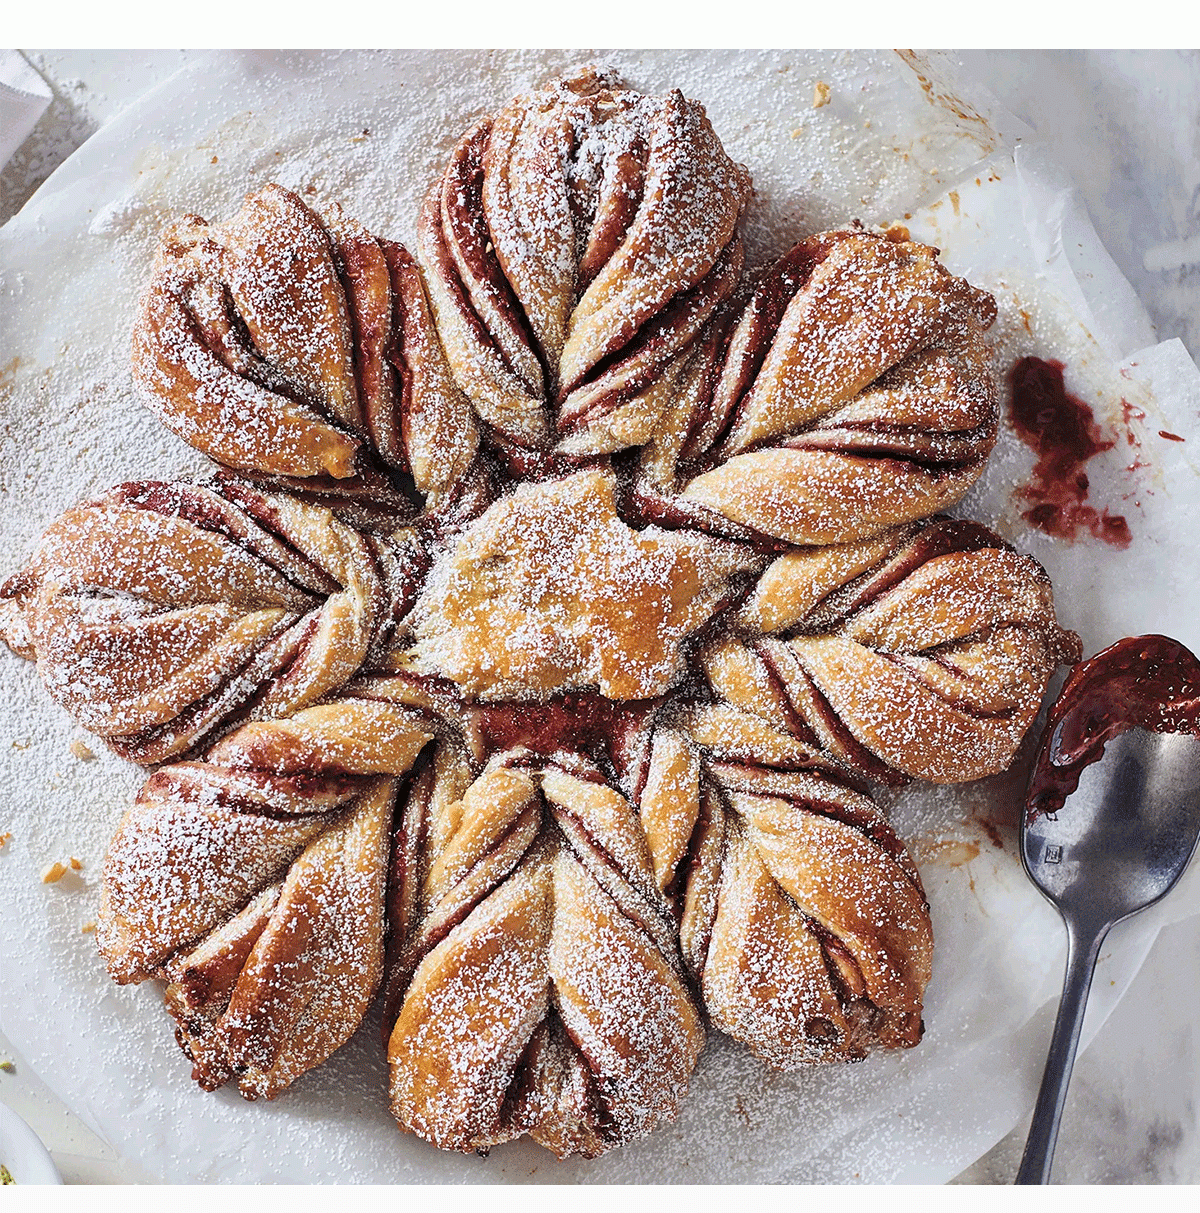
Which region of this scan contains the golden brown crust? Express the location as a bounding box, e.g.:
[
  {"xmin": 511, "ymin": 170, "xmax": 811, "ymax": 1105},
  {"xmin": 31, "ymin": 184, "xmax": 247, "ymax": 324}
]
[
  {"xmin": 132, "ymin": 185, "xmax": 478, "ymax": 506},
  {"xmin": 132, "ymin": 193, "xmax": 363, "ymax": 480},
  {"xmin": 417, "ymin": 68, "xmax": 752, "ymax": 461},
  {"xmin": 631, "ymin": 228, "xmax": 1001, "ymax": 547},
  {"xmin": 702, "ymin": 516, "xmax": 1081, "ymax": 783},
  {"xmin": 386, "ymin": 754, "xmax": 705, "ymax": 1158},
  {"xmin": 98, "ymin": 770, "xmax": 335, "ymax": 986},
  {"xmin": 626, "ymin": 711, "xmax": 932, "ymax": 1070},
  {"xmin": 404, "ymin": 468, "xmax": 763, "ymax": 701},
  {"xmin": 217, "ymin": 777, "xmax": 394, "ymax": 1100},
  {"xmin": 719, "ymin": 232, "xmax": 995, "ymax": 457},
  {"xmin": 0, "ymin": 477, "xmax": 397, "ymax": 762},
  {"xmin": 100, "ymin": 700, "xmax": 433, "ymax": 1097}
]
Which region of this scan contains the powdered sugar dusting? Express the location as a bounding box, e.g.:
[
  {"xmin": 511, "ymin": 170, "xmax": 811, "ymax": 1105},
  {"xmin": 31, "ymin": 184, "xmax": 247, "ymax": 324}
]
[{"xmin": 407, "ymin": 469, "xmax": 759, "ymax": 701}]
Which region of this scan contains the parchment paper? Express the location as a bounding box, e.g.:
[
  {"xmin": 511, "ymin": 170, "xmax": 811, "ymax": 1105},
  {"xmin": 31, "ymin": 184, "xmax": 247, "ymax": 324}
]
[{"xmin": 1, "ymin": 50, "xmax": 1197, "ymax": 1184}]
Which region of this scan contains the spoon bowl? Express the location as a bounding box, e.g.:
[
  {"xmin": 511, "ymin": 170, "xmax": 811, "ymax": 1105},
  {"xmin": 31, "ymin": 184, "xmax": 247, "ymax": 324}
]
[
  {"xmin": 1022, "ymin": 728, "xmax": 1200, "ymax": 932},
  {"xmin": 1016, "ymin": 726, "xmax": 1200, "ymax": 1184}
]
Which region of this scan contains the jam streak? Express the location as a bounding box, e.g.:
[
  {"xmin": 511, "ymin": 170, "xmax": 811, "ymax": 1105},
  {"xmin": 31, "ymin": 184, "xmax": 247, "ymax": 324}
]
[
  {"xmin": 1008, "ymin": 357, "xmax": 1131, "ymax": 548},
  {"xmin": 1025, "ymin": 634, "xmax": 1200, "ymax": 820},
  {"xmin": 474, "ymin": 693, "xmax": 659, "ymax": 763}
]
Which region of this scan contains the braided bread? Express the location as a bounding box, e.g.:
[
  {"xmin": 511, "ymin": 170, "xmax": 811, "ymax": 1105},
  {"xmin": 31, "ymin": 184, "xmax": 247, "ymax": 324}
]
[
  {"xmin": 0, "ymin": 475, "xmax": 420, "ymax": 763},
  {"xmin": 132, "ymin": 182, "xmax": 478, "ymax": 513},
  {"xmin": 418, "ymin": 67, "xmax": 751, "ymax": 463},
  {"xmin": 2, "ymin": 69, "xmax": 1082, "ymax": 1162},
  {"xmin": 634, "ymin": 229, "xmax": 1000, "ymax": 547}
]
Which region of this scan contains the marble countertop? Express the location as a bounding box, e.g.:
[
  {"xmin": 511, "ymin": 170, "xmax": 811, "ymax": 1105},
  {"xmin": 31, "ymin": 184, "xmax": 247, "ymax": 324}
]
[{"xmin": 0, "ymin": 49, "xmax": 1197, "ymax": 1186}]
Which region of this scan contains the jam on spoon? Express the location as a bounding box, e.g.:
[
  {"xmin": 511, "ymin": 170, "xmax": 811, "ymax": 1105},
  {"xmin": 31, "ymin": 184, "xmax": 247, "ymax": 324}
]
[{"xmin": 1026, "ymin": 633, "xmax": 1200, "ymax": 821}]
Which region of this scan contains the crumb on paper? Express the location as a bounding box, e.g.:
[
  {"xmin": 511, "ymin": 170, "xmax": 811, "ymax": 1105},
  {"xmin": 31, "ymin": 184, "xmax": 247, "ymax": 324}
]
[
  {"xmin": 82, "ymin": 920, "xmax": 97, "ymax": 933},
  {"xmin": 70, "ymin": 739, "xmax": 96, "ymax": 761},
  {"xmin": 11, "ymin": 738, "xmax": 30, "ymax": 750},
  {"xmin": 0, "ymin": 1059, "xmax": 14, "ymax": 1073},
  {"xmin": 0, "ymin": 831, "xmax": 12, "ymax": 848},
  {"xmin": 42, "ymin": 861, "xmax": 69, "ymax": 884},
  {"xmin": 791, "ymin": 126, "xmax": 804, "ymax": 138},
  {"xmin": 69, "ymin": 856, "xmax": 83, "ymax": 870},
  {"xmin": 812, "ymin": 81, "xmax": 831, "ymax": 109}
]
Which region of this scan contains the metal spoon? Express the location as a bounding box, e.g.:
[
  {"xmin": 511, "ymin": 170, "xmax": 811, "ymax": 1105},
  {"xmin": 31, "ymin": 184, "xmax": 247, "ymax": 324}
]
[{"xmin": 1016, "ymin": 727, "xmax": 1200, "ymax": 1184}]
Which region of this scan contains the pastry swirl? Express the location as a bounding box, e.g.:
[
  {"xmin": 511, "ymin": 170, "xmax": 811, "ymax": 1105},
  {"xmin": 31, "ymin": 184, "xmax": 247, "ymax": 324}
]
[
  {"xmin": 700, "ymin": 516, "xmax": 1081, "ymax": 783},
  {"xmin": 98, "ymin": 698, "xmax": 432, "ymax": 1097},
  {"xmin": 385, "ymin": 746, "xmax": 704, "ymax": 1157},
  {"xmin": 418, "ymin": 67, "xmax": 751, "ymax": 463},
  {"xmin": 132, "ymin": 182, "xmax": 479, "ymax": 512},
  {"xmin": 0, "ymin": 474, "xmax": 423, "ymax": 763},
  {"xmin": 637, "ymin": 228, "xmax": 999, "ymax": 547}
]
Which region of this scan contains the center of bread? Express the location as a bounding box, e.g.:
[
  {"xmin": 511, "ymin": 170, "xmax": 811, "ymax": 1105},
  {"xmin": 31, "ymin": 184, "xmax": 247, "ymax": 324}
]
[{"xmin": 405, "ymin": 468, "xmax": 746, "ymax": 701}]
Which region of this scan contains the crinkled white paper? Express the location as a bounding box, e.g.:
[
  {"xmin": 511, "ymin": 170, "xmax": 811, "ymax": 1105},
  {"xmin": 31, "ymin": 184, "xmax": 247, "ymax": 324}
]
[{"xmin": 1, "ymin": 50, "xmax": 1197, "ymax": 1184}]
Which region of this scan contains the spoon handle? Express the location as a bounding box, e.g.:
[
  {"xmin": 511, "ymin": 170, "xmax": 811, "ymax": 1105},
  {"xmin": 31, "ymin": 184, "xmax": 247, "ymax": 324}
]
[{"xmin": 1016, "ymin": 918, "xmax": 1108, "ymax": 1184}]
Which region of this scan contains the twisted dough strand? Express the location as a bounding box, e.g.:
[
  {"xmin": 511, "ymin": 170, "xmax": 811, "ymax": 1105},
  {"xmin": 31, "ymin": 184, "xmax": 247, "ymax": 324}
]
[
  {"xmin": 624, "ymin": 714, "xmax": 932, "ymax": 1069},
  {"xmin": 385, "ymin": 747, "xmax": 704, "ymax": 1158},
  {"xmin": 0, "ymin": 475, "xmax": 408, "ymax": 763},
  {"xmin": 132, "ymin": 183, "xmax": 479, "ymax": 507},
  {"xmin": 702, "ymin": 516, "xmax": 1081, "ymax": 782},
  {"xmin": 98, "ymin": 698, "xmax": 433, "ymax": 1098},
  {"xmin": 418, "ymin": 68, "xmax": 751, "ymax": 462},
  {"xmin": 636, "ymin": 228, "xmax": 999, "ymax": 547}
]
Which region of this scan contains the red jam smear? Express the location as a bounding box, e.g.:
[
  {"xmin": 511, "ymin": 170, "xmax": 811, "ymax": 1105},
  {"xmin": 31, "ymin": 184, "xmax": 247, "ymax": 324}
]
[
  {"xmin": 474, "ymin": 692, "xmax": 658, "ymax": 766},
  {"xmin": 1025, "ymin": 634, "xmax": 1200, "ymax": 820},
  {"xmin": 1009, "ymin": 356, "xmax": 1131, "ymax": 548}
]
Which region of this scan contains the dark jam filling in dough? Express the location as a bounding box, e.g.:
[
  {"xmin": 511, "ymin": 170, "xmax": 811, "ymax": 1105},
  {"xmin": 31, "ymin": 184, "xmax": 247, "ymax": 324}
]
[
  {"xmin": 1025, "ymin": 634, "xmax": 1200, "ymax": 820},
  {"xmin": 474, "ymin": 692, "xmax": 659, "ymax": 768},
  {"xmin": 1009, "ymin": 356, "xmax": 1131, "ymax": 548}
]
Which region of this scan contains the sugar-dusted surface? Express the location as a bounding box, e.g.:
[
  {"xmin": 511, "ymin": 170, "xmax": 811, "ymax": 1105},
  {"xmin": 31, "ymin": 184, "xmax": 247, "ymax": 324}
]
[
  {"xmin": 702, "ymin": 517, "xmax": 1080, "ymax": 786},
  {"xmin": 428, "ymin": 67, "xmax": 749, "ymax": 434},
  {"xmin": 2, "ymin": 50, "xmax": 1200, "ymax": 1183},
  {"xmin": 409, "ymin": 469, "xmax": 760, "ymax": 701}
]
